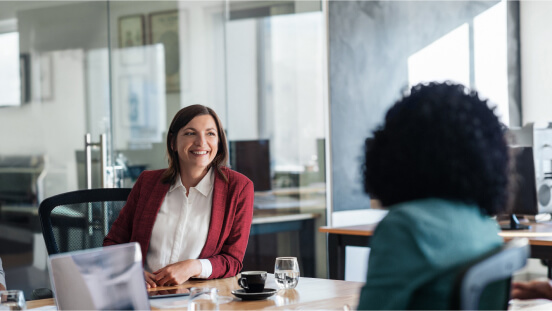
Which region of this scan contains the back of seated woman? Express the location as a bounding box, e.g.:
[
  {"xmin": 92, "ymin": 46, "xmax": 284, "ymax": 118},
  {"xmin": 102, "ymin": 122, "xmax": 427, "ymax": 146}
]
[{"xmin": 358, "ymin": 82, "xmax": 509, "ymax": 310}]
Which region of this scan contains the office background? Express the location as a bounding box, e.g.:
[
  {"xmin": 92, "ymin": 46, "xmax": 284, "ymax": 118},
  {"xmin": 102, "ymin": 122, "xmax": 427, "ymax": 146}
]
[{"xmin": 0, "ymin": 0, "xmax": 550, "ymax": 296}]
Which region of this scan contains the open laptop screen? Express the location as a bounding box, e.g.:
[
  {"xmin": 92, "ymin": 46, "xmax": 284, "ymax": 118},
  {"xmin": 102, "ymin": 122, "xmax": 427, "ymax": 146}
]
[{"xmin": 48, "ymin": 242, "xmax": 150, "ymax": 310}]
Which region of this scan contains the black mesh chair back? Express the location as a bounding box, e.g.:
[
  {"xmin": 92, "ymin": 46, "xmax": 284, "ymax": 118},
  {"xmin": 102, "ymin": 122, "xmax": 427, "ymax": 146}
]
[
  {"xmin": 38, "ymin": 188, "xmax": 131, "ymax": 255},
  {"xmin": 451, "ymin": 238, "xmax": 529, "ymax": 310}
]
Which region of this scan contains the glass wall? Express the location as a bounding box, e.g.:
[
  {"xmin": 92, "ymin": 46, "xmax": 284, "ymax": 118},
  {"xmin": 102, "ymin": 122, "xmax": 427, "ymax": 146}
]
[
  {"xmin": 225, "ymin": 1, "xmax": 327, "ymax": 277},
  {"xmin": 0, "ymin": 0, "xmax": 112, "ymax": 296},
  {"xmin": 0, "ymin": 0, "xmax": 328, "ymax": 296}
]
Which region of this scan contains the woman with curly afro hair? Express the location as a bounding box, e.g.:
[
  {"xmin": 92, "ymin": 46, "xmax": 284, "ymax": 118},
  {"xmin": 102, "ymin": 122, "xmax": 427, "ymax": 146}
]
[{"xmin": 357, "ymin": 82, "xmax": 509, "ymax": 310}]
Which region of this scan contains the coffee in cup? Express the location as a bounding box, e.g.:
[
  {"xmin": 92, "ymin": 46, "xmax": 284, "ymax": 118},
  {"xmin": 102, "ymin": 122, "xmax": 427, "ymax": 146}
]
[{"xmin": 238, "ymin": 271, "xmax": 267, "ymax": 293}]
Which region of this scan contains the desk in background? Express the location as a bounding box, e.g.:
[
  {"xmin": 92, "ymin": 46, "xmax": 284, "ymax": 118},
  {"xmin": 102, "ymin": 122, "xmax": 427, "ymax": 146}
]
[
  {"xmin": 27, "ymin": 274, "xmax": 363, "ymax": 310},
  {"xmin": 500, "ymin": 221, "xmax": 552, "ymax": 278},
  {"xmin": 320, "ymin": 222, "xmax": 552, "ymax": 280},
  {"xmin": 319, "ymin": 224, "xmax": 376, "ymax": 280},
  {"xmin": 248, "ymin": 209, "xmax": 320, "ymax": 278},
  {"xmin": 247, "ymin": 189, "xmax": 325, "ymax": 278}
]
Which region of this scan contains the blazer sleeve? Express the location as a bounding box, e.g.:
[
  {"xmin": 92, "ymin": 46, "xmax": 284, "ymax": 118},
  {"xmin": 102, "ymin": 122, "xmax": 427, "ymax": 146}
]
[
  {"xmin": 208, "ymin": 179, "xmax": 254, "ymax": 279},
  {"xmin": 103, "ymin": 173, "xmax": 143, "ymax": 246}
]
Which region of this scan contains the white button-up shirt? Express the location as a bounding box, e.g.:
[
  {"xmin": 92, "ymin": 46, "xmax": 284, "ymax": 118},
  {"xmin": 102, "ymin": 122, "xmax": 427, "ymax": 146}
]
[{"xmin": 146, "ymin": 169, "xmax": 214, "ymax": 278}]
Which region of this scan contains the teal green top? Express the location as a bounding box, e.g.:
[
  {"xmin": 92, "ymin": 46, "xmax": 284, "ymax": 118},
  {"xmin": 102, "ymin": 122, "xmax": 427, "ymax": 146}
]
[{"xmin": 357, "ymin": 198, "xmax": 503, "ymax": 310}]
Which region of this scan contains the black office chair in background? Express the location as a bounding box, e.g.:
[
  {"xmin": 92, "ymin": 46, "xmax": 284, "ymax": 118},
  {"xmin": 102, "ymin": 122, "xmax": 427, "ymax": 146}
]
[
  {"xmin": 33, "ymin": 188, "xmax": 131, "ymax": 300},
  {"xmin": 38, "ymin": 188, "xmax": 131, "ymax": 255},
  {"xmin": 451, "ymin": 238, "xmax": 530, "ymax": 310}
]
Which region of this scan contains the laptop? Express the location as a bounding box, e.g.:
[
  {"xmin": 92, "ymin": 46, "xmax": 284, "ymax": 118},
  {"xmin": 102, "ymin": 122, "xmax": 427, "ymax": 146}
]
[{"xmin": 48, "ymin": 242, "xmax": 151, "ymax": 310}]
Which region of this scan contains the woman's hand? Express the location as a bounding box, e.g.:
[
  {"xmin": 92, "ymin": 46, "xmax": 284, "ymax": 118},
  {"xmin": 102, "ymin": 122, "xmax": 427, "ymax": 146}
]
[
  {"xmin": 144, "ymin": 271, "xmax": 157, "ymax": 289},
  {"xmin": 153, "ymin": 259, "xmax": 202, "ymax": 286},
  {"xmin": 511, "ymin": 280, "xmax": 552, "ymax": 300}
]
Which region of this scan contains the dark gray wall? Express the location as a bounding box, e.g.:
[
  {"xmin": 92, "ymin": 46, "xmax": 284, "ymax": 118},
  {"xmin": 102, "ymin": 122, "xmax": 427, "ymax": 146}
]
[{"xmin": 329, "ymin": 0, "xmax": 498, "ymax": 212}]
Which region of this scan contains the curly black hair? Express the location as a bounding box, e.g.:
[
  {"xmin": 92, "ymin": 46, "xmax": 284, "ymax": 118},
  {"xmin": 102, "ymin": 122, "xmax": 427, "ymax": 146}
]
[{"xmin": 363, "ymin": 82, "xmax": 509, "ymax": 215}]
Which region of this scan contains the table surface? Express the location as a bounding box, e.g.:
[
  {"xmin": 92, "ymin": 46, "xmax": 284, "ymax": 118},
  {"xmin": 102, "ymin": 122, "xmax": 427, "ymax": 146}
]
[
  {"xmin": 26, "ymin": 274, "xmax": 363, "ymax": 310},
  {"xmin": 320, "ymin": 221, "xmax": 552, "ymax": 245},
  {"xmin": 319, "ymin": 223, "xmax": 377, "ymax": 236}
]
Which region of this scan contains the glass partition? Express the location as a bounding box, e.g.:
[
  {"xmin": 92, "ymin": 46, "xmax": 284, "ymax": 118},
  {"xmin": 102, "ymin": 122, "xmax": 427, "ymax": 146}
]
[
  {"xmin": 225, "ymin": 1, "xmax": 327, "ymax": 277},
  {"xmin": 0, "ymin": 0, "xmax": 112, "ymax": 296},
  {"xmin": 0, "ymin": 1, "xmax": 328, "ymax": 297},
  {"xmin": 106, "ymin": 0, "xmax": 327, "ymax": 278}
]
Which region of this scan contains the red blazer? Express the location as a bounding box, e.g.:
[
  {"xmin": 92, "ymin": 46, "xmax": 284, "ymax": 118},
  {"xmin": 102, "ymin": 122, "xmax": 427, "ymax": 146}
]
[{"xmin": 103, "ymin": 167, "xmax": 254, "ymax": 279}]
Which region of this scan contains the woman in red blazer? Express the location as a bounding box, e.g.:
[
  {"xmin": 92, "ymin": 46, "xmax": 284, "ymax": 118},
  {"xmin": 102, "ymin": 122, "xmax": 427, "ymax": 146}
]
[{"xmin": 104, "ymin": 105, "xmax": 254, "ymax": 288}]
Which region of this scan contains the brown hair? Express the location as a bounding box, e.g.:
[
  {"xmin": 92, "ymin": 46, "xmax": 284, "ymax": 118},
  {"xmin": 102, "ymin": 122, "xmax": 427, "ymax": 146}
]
[{"xmin": 161, "ymin": 105, "xmax": 229, "ymax": 184}]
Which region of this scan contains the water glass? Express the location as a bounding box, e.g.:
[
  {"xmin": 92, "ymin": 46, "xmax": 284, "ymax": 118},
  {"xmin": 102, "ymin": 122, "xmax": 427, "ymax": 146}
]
[
  {"xmin": 274, "ymin": 257, "xmax": 300, "ymax": 290},
  {"xmin": 188, "ymin": 287, "xmax": 218, "ymax": 311},
  {"xmin": 0, "ymin": 290, "xmax": 26, "ymax": 310}
]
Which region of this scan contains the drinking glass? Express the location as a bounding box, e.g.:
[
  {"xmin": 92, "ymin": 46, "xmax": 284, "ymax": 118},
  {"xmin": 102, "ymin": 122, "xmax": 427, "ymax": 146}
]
[
  {"xmin": 0, "ymin": 290, "xmax": 26, "ymax": 310},
  {"xmin": 274, "ymin": 257, "xmax": 300, "ymax": 289},
  {"xmin": 188, "ymin": 287, "xmax": 218, "ymax": 311}
]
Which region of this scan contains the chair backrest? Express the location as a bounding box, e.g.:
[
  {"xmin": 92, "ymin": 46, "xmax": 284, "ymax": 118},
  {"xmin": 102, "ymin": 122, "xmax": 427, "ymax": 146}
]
[
  {"xmin": 451, "ymin": 238, "xmax": 530, "ymax": 310},
  {"xmin": 38, "ymin": 188, "xmax": 131, "ymax": 255}
]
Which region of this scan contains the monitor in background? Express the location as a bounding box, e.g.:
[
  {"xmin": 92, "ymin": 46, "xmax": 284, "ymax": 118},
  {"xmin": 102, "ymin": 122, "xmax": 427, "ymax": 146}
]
[
  {"xmin": 229, "ymin": 139, "xmax": 271, "ymax": 191},
  {"xmin": 501, "ymin": 147, "xmax": 538, "ymax": 230}
]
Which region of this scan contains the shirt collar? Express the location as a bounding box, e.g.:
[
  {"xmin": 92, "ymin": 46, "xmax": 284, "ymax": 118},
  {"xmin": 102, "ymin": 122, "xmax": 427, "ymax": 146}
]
[
  {"xmin": 194, "ymin": 168, "xmax": 214, "ymax": 197},
  {"xmin": 169, "ymin": 168, "xmax": 214, "ymax": 197}
]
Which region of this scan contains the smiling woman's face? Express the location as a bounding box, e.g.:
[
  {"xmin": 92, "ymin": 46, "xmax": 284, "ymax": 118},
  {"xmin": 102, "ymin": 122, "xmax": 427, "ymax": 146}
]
[{"xmin": 174, "ymin": 114, "xmax": 219, "ymax": 173}]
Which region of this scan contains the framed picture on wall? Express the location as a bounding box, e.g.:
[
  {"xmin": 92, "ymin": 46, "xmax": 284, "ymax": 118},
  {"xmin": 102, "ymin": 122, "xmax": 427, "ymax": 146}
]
[
  {"xmin": 118, "ymin": 14, "xmax": 145, "ymax": 48},
  {"xmin": 149, "ymin": 10, "xmax": 180, "ymax": 93}
]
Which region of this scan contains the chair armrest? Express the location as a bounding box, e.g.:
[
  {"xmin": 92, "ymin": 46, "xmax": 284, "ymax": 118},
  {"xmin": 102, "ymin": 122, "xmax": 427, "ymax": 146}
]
[{"xmin": 31, "ymin": 288, "xmax": 53, "ymax": 300}]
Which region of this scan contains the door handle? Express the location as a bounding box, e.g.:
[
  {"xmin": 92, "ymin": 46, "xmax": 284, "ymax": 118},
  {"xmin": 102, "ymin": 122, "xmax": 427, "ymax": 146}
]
[
  {"xmin": 84, "ymin": 133, "xmax": 109, "ymax": 237},
  {"xmin": 84, "ymin": 133, "xmax": 107, "ymax": 189}
]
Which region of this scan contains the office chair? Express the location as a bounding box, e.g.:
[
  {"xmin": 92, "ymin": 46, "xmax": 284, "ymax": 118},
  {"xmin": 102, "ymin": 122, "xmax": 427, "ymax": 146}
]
[
  {"xmin": 451, "ymin": 238, "xmax": 530, "ymax": 310},
  {"xmin": 38, "ymin": 188, "xmax": 131, "ymax": 255}
]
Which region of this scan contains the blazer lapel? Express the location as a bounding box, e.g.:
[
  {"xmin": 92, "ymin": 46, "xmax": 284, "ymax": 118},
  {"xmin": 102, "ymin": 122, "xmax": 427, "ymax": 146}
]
[{"xmin": 199, "ymin": 169, "xmax": 228, "ymax": 258}]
